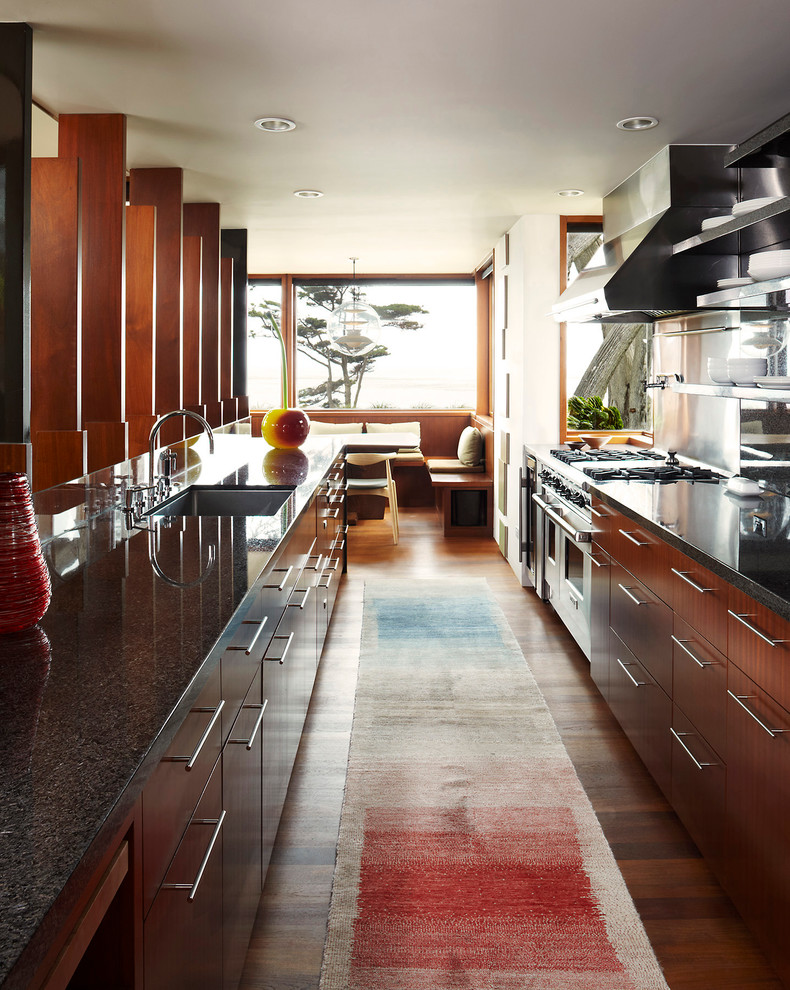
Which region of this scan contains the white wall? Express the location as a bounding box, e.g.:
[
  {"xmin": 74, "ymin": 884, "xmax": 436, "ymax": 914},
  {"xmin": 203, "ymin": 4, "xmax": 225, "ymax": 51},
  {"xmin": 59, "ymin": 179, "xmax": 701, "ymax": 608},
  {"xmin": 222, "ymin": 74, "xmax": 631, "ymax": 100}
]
[{"xmin": 493, "ymin": 215, "xmax": 560, "ymax": 583}]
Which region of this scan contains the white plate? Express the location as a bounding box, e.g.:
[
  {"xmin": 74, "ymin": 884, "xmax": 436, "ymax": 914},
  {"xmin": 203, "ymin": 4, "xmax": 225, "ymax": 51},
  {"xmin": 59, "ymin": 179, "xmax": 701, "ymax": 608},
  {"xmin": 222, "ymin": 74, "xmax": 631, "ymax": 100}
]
[
  {"xmin": 732, "ymin": 197, "xmax": 783, "ymax": 215},
  {"xmin": 717, "ymin": 277, "xmax": 753, "ymax": 288},
  {"xmin": 755, "ymin": 377, "xmax": 790, "ymax": 389},
  {"xmin": 702, "ymin": 216, "xmax": 731, "ymax": 230}
]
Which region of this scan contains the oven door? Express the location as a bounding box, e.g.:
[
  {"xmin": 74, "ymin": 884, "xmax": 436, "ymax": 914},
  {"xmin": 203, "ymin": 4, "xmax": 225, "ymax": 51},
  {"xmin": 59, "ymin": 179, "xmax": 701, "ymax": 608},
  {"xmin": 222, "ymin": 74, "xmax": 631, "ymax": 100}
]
[{"xmin": 532, "ymin": 493, "xmax": 592, "ymax": 660}]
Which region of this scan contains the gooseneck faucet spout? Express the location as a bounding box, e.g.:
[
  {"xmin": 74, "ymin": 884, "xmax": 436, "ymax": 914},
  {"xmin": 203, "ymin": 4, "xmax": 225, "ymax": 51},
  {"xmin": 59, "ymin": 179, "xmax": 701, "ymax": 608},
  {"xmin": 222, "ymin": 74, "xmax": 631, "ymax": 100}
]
[{"xmin": 148, "ymin": 409, "xmax": 215, "ymax": 488}]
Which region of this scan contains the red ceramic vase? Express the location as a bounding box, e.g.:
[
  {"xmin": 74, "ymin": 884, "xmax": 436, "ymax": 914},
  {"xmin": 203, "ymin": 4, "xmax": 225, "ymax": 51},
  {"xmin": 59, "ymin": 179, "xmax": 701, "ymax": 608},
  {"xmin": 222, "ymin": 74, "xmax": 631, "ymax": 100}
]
[{"xmin": 0, "ymin": 473, "xmax": 52, "ymax": 634}]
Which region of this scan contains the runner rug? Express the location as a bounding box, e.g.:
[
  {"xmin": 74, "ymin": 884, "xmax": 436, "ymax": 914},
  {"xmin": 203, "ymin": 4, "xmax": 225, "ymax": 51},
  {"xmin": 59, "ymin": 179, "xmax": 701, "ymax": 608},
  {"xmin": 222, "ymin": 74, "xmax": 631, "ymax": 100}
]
[{"xmin": 319, "ymin": 578, "xmax": 669, "ymax": 990}]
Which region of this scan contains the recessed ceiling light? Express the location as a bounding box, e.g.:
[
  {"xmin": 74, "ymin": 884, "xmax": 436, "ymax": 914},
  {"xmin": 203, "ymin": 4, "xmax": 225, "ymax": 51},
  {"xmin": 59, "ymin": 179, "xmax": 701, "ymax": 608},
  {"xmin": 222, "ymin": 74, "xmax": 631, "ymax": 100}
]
[
  {"xmin": 254, "ymin": 116, "xmax": 296, "ymax": 132},
  {"xmin": 293, "ymin": 189, "xmax": 324, "ymax": 198},
  {"xmin": 616, "ymin": 116, "xmax": 659, "ymax": 131},
  {"xmin": 557, "ymin": 188, "xmax": 585, "ymax": 197}
]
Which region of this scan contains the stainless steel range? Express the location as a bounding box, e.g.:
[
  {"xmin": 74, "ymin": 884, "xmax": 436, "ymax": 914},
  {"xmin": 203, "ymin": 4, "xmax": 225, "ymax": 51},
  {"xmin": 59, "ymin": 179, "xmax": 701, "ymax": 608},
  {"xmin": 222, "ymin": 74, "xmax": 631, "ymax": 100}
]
[{"xmin": 525, "ymin": 443, "xmax": 725, "ymax": 661}]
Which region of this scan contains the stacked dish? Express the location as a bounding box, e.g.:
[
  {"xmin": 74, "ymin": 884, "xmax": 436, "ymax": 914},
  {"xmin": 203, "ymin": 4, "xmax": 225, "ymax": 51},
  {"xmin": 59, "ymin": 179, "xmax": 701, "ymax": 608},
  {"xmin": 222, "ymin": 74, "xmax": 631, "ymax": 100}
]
[
  {"xmin": 755, "ymin": 376, "xmax": 790, "ymax": 390},
  {"xmin": 748, "ymin": 250, "xmax": 790, "ymax": 281},
  {"xmin": 717, "ymin": 277, "xmax": 752, "ymax": 289},
  {"xmin": 702, "ymin": 216, "xmax": 731, "ymax": 231},
  {"xmin": 726, "ymin": 357, "xmax": 768, "ymax": 385},
  {"xmin": 707, "ymin": 358, "xmax": 732, "ymax": 384},
  {"xmin": 732, "ymin": 196, "xmax": 783, "ymax": 216}
]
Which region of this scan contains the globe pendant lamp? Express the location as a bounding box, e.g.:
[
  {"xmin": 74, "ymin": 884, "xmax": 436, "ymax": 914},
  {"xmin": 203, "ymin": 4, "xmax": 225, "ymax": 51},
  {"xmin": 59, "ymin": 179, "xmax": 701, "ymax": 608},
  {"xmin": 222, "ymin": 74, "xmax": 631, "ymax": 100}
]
[
  {"xmin": 327, "ymin": 257, "xmax": 381, "ymax": 358},
  {"xmin": 261, "ymin": 322, "xmax": 310, "ymax": 449}
]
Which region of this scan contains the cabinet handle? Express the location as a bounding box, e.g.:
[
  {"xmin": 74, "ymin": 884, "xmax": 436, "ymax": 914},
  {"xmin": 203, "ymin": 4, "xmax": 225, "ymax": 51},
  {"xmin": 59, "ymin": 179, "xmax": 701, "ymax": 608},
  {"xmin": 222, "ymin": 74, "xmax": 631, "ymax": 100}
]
[
  {"xmin": 670, "ymin": 727, "xmax": 715, "ymax": 769},
  {"xmin": 727, "ymin": 609, "xmax": 787, "ymax": 647},
  {"xmin": 163, "ymin": 700, "xmax": 224, "ymax": 771},
  {"xmin": 266, "ymin": 631, "xmax": 295, "ymax": 665},
  {"xmin": 330, "ymin": 508, "xmax": 341, "ymax": 520},
  {"xmin": 589, "ymin": 552, "xmax": 608, "ymax": 568},
  {"xmin": 589, "ymin": 505, "xmax": 605, "ymax": 518},
  {"xmin": 616, "ymin": 657, "xmax": 646, "ymax": 687},
  {"xmin": 288, "ymin": 587, "xmax": 311, "ymax": 610},
  {"xmin": 671, "ymin": 635, "xmax": 714, "ymax": 668},
  {"xmin": 163, "ymin": 810, "xmax": 226, "ymax": 902},
  {"xmin": 727, "ymin": 690, "xmax": 788, "ymax": 737},
  {"xmin": 307, "ymin": 553, "xmax": 323, "ymax": 571},
  {"xmin": 230, "ymin": 699, "xmax": 267, "ymax": 749},
  {"xmin": 243, "ymin": 616, "xmax": 268, "ymax": 657},
  {"xmin": 671, "ymin": 568, "xmax": 712, "ymax": 593},
  {"xmin": 618, "ymin": 583, "xmax": 649, "ymax": 606},
  {"xmin": 264, "ymin": 565, "xmax": 293, "ymax": 592},
  {"xmin": 332, "ymin": 537, "xmax": 346, "ymax": 553},
  {"xmin": 319, "ymin": 571, "xmax": 333, "ymax": 590},
  {"xmin": 326, "ymin": 557, "xmax": 340, "ymax": 572},
  {"xmin": 618, "ymin": 528, "xmax": 649, "ymax": 547}
]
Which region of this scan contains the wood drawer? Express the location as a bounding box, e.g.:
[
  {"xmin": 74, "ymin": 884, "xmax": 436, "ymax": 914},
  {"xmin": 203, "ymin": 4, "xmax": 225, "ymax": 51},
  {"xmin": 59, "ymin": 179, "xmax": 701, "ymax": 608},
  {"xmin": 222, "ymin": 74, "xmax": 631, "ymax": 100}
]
[
  {"xmin": 672, "ymin": 614, "xmax": 727, "ymax": 759},
  {"xmin": 669, "ymin": 548, "xmax": 728, "ymax": 654},
  {"xmin": 609, "ymin": 630, "xmax": 672, "ymax": 798},
  {"xmin": 610, "ymin": 559, "xmax": 673, "ymax": 695},
  {"xmin": 594, "ymin": 500, "xmax": 672, "ymax": 603},
  {"xmin": 728, "ymin": 585, "xmax": 790, "ymax": 712},
  {"xmin": 671, "ymin": 705, "xmax": 726, "ymax": 871},
  {"xmin": 142, "ymin": 664, "xmax": 222, "ymax": 916}
]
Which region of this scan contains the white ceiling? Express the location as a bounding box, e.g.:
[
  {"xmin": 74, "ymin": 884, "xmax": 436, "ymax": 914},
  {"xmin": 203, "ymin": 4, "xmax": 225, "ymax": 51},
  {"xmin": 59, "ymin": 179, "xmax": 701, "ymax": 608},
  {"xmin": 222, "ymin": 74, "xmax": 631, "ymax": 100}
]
[{"xmin": 9, "ymin": 0, "xmax": 790, "ymax": 274}]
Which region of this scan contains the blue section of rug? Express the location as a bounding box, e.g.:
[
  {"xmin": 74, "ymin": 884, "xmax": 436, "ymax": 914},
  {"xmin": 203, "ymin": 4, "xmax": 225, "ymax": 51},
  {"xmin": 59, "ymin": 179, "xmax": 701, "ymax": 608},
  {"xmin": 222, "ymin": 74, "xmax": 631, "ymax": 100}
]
[{"xmin": 368, "ymin": 594, "xmax": 504, "ymax": 646}]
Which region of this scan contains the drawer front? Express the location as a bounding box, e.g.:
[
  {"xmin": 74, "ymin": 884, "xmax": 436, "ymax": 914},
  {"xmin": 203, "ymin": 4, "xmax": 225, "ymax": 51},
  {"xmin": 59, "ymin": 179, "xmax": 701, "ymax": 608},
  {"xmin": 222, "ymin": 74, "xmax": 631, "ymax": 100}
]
[
  {"xmin": 669, "ymin": 548, "xmax": 728, "ymax": 654},
  {"xmin": 728, "ymin": 586, "xmax": 790, "ymax": 711},
  {"xmin": 672, "ymin": 615, "xmax": 727, "ymax": 759},
  {"xmin": 610, "ymin": 560, "xmax": 673, "ymax": 694},
  {"xmin": 609, "ymin": 630, "xmax": 672, "ymax": 797},
  {"xmin": 595, "ymin": 503, "xmax": 672, "ymax": 603},
  {"xmin": 671, "ymin": 705, "xmax": 726, "ymax": 869},
  {"xmin": 142, "ymin": 664, "xmax": 223, "ymax": 915}
]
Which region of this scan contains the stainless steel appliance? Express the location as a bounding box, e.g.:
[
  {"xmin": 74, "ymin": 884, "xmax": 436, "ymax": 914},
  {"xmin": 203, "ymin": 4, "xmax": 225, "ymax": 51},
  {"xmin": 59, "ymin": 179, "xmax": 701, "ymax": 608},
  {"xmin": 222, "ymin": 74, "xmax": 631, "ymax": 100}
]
[
  {"xmin": 519, "ymin": 451, "xmax": 538, "ymax": 588},
  {"xmin": 528, "ymin": 443, "xmax": 726, "ymax": 662}
]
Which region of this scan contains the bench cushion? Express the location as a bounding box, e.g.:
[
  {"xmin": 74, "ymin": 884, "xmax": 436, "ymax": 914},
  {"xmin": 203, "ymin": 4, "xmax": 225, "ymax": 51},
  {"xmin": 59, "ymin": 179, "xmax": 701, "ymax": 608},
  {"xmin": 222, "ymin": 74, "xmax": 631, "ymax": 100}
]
[
  {"xmin": 457, "ymin": 426, "xmax": 483, "ymax": 466},
  {"xmin": 426, "ymin": 458, "xmax": 485, "ymax": 474},
  {"xmin": 309, "ymin": 420, "xmax": 363, "ymax": 434}
]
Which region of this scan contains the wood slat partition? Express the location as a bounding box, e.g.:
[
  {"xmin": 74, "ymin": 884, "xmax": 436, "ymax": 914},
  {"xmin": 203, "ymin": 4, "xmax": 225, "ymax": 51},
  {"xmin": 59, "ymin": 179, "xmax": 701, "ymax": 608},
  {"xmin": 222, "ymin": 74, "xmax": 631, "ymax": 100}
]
[
  {"xmin": 58, "ymin": 115, "xmax": 126, "ymax": 430},
  {"xmin": 183, "ymin": 204, "xmax": 221, "ymax": 415},
  {"xmin": 125, "ymin": 204, "xmax": 157, "ymax": 458},
  {"xmin": 129, "ymin": 168, "xmax": 184, "ymax": 446},
  {"xmin": 182, "ymin": 234, "xmax": 203, "ymax": 414},
  {"xmin": 33, "ymin": 432, "xmax": 88, "ymax": 493},
  {"xmin": 219, "ymin": 256, "xmax": 234, "ymax": 424},
  {"xmin": 0, "ymin": 444, "xmax": 30, "ymax": 474}
]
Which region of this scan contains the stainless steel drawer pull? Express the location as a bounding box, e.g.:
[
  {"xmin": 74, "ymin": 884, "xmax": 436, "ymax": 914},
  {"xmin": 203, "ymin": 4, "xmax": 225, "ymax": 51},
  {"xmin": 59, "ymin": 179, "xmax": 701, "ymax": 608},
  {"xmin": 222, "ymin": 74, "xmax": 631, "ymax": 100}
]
[
  {"xmin": 307, "ymin": 553, "xmax": 324, "ymax": 571},
  {"xmin": 266, "ymin": 631, "xmax": 295, "ymax": 665},
  {"xmin": 671, "ymin": 635, "xmax": 713, "ymax": 668},
  {"xmin": 288, "ymin": 587, "xmax": 311, "ymax": 610},
  {"xmin": 588, "ymin": 505, "xmax": 605, "ymax": 518},
  {"xmin": 264, "ymin": 565, "xmax": 294, "ymax": 592},
  {"xmin": 244, "ymin": 616, "xmax": 268, "ymax": 656},
  {"xmin": 727, "ymin": 609, "xmax": 787, "ymax": 647},
  {"xmin": 163, "ymin": 700, "xmax": 225, "ymax": 772},
  {"xmin": 163, "ymin": 810, "xmax": 226, "ymax": 902},
  {"xmin": 589, "ymin": 552, "xmax": 608, "ymax": 568},
  {"xmin": 616, "ymin": 657, "xmax": 646, "ymax": 687},
  {"xmin": 330, "ymin": 508, "xmax": 341, "ymax": 519},
  {"xmin": 318, "ymin": 571, "xmax": 333, "ymax": 590},
  {"xmin": 326, "ymin": 557, "xmax": 340, "ymax": 572},
  {"xmin": 230, "ymin": 699, "xmax": 268, "ymax": 750},
  {"xmin": 618, "ymin": 583, "xmax": 649, "ymax": 606},
  {"xmin": 671, "ymin": 568, "xmax": 712, "ymax": 593},
  {"xmin": 727, "ymin": 690, "xmax": 787, "ymax": 737},
  {"xmin": 618, "ymin": 528, "xmax": 649, "ymax": 547},
  {"xmin": 670, "ymin": 727, "xmax": 715, "ymax": 770},
  {"xmin": 332, "ymin": 538, "xmax": 346, "ymax": 553}
]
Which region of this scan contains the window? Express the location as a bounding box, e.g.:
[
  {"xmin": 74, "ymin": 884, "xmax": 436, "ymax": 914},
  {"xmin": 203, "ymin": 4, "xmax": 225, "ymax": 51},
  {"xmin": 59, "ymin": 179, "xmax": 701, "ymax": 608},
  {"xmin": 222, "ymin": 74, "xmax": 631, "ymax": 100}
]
[
  {"xmin": 247, "ymin": 277, "xmax": 477, "ymax": 410},
  {"xmin": 561, "ymin": 219, "xmax": 653, "ymax": 437}
]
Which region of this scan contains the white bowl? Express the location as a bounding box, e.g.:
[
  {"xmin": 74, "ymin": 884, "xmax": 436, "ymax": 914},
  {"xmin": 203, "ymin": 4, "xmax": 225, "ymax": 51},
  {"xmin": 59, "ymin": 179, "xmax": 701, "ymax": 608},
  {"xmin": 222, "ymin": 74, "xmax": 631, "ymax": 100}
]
[
  {"xmin": 727, "ymin": 357, "xmax": 768, "ymax": 384},
  {"xmin": 732, "ymin": 197, "xmax": 782, "ymax": 216},
  {"xmin": 707, "ymin": 358, "xmax": 732, "ymax": 384},
  {"xmin": 748, "ymin": 265, "xmax": 790, "ymax": 281}
]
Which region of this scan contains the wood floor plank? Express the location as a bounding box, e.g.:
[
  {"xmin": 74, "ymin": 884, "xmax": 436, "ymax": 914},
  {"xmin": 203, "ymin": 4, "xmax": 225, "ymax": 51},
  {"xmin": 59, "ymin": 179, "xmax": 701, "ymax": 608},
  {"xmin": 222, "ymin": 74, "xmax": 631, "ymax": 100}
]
[{"xmin": 240, "ymin": 507, "xmax": 783, "ymax": 990}]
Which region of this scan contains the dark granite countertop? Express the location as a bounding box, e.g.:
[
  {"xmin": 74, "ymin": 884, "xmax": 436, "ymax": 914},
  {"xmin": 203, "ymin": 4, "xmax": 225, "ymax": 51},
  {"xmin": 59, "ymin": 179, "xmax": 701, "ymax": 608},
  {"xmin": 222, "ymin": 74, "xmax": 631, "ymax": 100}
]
[{"xmin": 0, "ymin": 427, "xmax": 343, "ymax": 989}]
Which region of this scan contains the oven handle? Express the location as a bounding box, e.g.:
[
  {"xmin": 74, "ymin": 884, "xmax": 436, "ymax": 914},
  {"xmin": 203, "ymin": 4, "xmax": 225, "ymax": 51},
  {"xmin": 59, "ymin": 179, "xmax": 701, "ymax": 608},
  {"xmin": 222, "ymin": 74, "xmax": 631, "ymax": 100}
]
[{"xmin": 532, "ymin": 494, "xmax": 592, "ymax": 543}]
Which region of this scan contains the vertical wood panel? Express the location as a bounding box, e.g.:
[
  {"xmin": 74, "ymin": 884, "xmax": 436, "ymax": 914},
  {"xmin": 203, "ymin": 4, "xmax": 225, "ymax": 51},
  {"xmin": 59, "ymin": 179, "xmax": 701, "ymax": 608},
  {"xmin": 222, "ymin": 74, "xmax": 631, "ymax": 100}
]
[
  {"xmin": 30, "ymin": 158, "xmax": 81, "ymax": 434},
  {"xmin": 182, "ymin": 235, "xmax": 202, "ymax": 410},
  {"xmin": 183, "ymin": 204, "xmax": 220, "ymax": 410},
  {"xmin": 220, "ymin": 256, "xmax": 234, "ymax": 404},
  {"xmin": 129, "ymin": 167, "xmax": 183, "ymax": 443},
  {"xmin": 125, "ymin": 204, "xmax": 157, "ymax": 457},
  {"xmin": 0, "ymin": 443, "xmax": 30, "ymax": 474},
  {"xmin": 33, "ymin": 431, "xmax": 87, "ymax": 492},
  {"xmin": 58, "ymin": 113, "xmax": 126, "ymax": 426}
]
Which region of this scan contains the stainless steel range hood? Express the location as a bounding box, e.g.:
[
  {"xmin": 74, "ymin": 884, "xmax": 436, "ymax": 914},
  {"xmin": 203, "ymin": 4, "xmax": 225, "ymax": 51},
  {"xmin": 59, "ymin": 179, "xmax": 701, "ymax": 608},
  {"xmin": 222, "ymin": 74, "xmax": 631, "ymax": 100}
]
[{"xmin": 553, "ymin": 145, "xmax": 738, "ymax": 324}]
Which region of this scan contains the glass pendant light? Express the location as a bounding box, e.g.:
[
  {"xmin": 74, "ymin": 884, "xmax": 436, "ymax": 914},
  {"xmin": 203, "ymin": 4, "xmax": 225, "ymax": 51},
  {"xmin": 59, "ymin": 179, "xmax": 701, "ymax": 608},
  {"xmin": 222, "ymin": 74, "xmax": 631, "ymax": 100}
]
[{"xmin": 327, "ymin": 258, "xmax": 381, "ymax": 358}]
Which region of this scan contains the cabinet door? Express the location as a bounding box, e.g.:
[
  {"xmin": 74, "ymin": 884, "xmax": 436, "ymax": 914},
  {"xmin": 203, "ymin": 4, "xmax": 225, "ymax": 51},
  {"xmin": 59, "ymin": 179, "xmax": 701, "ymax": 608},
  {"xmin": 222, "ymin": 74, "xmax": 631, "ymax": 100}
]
[
  {"xmin": 594, "ymin": 503, "xmax": 673, "ymax": 604},
  {"xmin": 726, "ymin": 665, "xmax": 790, "ymax": 986},
  {"xmin": 728, "ymin": 585, "xmax": 790, "ymax": 712},
  {"xmin": 262, "ymin": 645, "xmax": 287, "ymax": 871},
  {"xmin": 589, "ymin": 545, "xmax": 610, "ymax": 699},
  {"xmin": 610, "ymin": 560, "xmax": 673, "ymax": 695},
  {"xmin": 668, "ymin": 547, "xmax": 728, "ymax": 655},
  {"xmin": 223, "ymin": 668, "xmax": 264, "ymax": 990},
  {"xmin": 144, "ymin": 762, "xmax": 224, "ymax": 990}
]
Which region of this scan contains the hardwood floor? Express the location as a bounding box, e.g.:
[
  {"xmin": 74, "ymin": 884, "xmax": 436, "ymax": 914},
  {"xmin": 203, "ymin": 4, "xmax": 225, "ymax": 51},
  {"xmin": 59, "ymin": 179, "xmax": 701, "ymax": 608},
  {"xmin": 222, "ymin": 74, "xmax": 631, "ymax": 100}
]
[{"xmin": 239, "ymin": 507, "xmax": 783, "ymax": 990}]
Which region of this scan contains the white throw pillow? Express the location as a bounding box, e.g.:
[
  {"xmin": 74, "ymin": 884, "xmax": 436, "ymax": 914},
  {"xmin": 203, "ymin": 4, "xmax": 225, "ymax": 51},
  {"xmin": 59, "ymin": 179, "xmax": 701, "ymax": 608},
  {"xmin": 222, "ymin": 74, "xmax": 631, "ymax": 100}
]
[
  {"xmin": 309, "ymin": 421, "xmax": 364, "ymax": 435},
  {"xmin": 457, "ymin": 426, "xmax": 483, "ymax": 466},
  {"xmin": 365, "ymin": 421, "xmax": 421, "ymax": 442}
]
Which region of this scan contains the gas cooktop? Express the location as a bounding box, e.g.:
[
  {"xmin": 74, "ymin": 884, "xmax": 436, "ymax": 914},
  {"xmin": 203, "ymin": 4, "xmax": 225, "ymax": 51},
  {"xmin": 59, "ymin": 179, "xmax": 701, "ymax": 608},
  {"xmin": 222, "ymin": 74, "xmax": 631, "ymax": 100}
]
[
  {"xmin": 582, "ymin": 464, "xmax": 723, "ymax": 484},
  {"xmin": 550, "ymin": 446, "xmax": 666, "ymax": 466}
]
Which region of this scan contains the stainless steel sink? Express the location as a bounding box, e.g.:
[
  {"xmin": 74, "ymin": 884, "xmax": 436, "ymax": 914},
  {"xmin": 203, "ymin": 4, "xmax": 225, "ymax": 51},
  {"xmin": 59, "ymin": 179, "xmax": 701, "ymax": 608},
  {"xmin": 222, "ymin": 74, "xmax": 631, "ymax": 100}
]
[{"xmin": 147, "ymin": 486, "xmax": 294, "ymax": 517}]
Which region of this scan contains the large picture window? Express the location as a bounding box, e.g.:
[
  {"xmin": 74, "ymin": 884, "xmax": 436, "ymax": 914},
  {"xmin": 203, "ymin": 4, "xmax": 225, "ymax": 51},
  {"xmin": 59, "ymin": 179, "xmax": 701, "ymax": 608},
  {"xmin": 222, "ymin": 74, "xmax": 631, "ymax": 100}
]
[
  {"xmin": 248, "ymin": 277, "xmax": 477, "ymax": 410},
  {"xmin": 562, "ymin": 219, "xmax": 653, "ymax": 437}
]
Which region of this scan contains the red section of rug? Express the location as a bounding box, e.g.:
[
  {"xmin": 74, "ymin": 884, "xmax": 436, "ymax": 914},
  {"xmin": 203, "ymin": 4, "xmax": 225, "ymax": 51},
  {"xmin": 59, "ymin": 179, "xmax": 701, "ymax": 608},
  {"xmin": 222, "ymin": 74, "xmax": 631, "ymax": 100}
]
[{"xmin": 351, "ymin": 806, "xmax": 626, "ymax": 978}]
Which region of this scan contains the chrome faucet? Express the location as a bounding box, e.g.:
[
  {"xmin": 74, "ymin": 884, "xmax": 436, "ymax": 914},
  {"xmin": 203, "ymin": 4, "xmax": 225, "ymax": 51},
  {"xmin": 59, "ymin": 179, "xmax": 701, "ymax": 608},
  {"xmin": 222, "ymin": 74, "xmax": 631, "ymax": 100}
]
[{"xmin": 148, "ymin": 409, "xmax": 215, "ymax": 489}]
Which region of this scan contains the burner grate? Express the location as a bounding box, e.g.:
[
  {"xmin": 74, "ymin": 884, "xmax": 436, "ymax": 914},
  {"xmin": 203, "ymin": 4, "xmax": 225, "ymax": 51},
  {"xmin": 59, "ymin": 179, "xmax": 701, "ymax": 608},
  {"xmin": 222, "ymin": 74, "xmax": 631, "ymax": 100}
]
[{"xmin": 583, "ymin": 464, "xmax": 723, "ymax": 484}]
